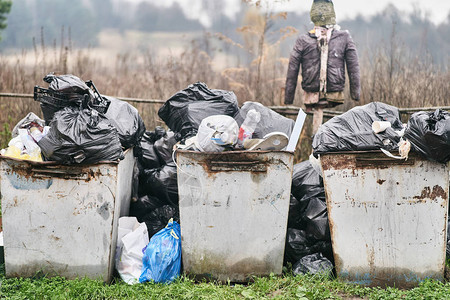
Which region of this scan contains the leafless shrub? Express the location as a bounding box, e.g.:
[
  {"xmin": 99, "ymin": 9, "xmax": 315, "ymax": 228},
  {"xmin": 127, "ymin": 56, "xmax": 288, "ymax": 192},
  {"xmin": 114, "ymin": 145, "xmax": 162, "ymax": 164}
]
[{"xmin": 0, "ymin": 17, "xmax": 448, "ymax": 151}]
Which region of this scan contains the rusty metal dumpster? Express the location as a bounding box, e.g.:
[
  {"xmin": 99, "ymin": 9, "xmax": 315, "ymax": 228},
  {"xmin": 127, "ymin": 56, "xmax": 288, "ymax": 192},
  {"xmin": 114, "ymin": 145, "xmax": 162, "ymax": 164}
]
[
  {"xmin": 0, "ymin": 149, "xmax": 135, "ymax": 282},
  {"xmin": 321, "ymin": 151, "xmax": 449, "ymax": 288},
  {"xmin": 176, "ymin": 150, "xmax": 294, "ymax": 282}
]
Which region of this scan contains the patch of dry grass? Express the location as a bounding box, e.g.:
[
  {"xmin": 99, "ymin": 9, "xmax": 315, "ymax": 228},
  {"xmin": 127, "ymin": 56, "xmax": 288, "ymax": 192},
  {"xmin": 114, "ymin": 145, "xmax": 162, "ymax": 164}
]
[{"xmin": 0, "ymin": 27, "xmax": 448, "ymax": 152}]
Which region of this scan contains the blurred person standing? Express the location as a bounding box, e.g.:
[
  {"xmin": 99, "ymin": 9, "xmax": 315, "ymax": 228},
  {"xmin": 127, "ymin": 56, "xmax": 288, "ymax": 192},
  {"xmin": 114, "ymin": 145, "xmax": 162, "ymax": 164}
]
[{"xmin": 284, "ymin": 0, "xmax": 360, "ymax": 134}]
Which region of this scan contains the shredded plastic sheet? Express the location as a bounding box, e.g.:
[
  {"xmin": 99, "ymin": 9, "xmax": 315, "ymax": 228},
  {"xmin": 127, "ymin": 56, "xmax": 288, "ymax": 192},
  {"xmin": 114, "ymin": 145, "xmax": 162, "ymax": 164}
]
[{"xmin": 380, "ymin": 139, "xmax": 411, "ymax": 160}]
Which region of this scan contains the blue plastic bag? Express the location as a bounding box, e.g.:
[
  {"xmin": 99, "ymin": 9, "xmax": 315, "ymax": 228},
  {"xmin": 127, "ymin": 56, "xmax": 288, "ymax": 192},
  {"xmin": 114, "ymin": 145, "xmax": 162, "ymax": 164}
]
[{"xmin": 139, "ymin": 219, "xmax": 182, "ymax": 284}]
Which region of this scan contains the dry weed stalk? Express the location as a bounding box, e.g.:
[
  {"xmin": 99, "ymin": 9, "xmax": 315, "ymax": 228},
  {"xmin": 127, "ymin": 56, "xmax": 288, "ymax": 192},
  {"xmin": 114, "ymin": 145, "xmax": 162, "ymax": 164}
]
[{"xmin": 0, "ymin": 18, "xmax": 449, "ymax": 148}]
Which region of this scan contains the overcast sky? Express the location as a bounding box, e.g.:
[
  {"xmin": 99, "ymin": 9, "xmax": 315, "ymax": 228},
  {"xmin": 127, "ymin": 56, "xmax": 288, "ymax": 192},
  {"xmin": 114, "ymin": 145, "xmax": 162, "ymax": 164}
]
[{"xmin": 131, "ymin": 0, "xmax": 450, "ymax": 27}]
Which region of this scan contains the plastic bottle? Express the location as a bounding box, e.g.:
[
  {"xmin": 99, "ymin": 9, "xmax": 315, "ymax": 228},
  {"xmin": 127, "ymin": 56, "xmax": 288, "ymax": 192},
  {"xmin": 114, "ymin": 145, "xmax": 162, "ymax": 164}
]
[{"xmin": 237, "ymin": 109, "xmax": 261, "ymax": 147}]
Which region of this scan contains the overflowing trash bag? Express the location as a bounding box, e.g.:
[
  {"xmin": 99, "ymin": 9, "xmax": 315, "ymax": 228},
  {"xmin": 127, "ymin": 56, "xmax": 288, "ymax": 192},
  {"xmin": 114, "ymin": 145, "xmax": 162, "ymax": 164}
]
[
  {"xmin": 285, "ymin": 159, "xmax": 333, "ymax": 270},
  {"xmin": 291, "ymin": 161, "xmax": 325, "ymax": 209},
  {"xmin": 195, "ymin": 115, "xmax": 239, "ymax": 152},
  {"xmin": 234, "ymin": 101, "xmax": 295, "ymax": 139},
  {"xmin": 135, "ymin": 127, "xmax": 167, "ymax": 169},
  {"xmin": 158, "ymin": 82, "xmax": 239, "ymax": 138},
  {"xmin": 288, "ymin": 195, "xmax": 306, "ymax": 229},
  {"xmin": 290, "ymin": 161, "xmax": 329, "ymax": 240},
  {"xmin": 303, "ymin": 198, "xmax": 329, "ymax": 241},
  {"xmin": 140, "ymin": 205, "xmax": 180, "ymax": 240},
  {"xmin": 45, "ymin": 73, "xmax": 91, "ymax": 94},
  {"xmin": 140, "ymin": 163, "xmax": 179, "ymax": 207},
  {"xmin": 132, "ymin": 126, "xmax": 180, "ymax": 241},
  {"xmin": 292, "ymin": 253, "xmax": 333, "ymax": 276},
  {"xmin": 11, "ymin": 112, "xmax": 45, "ymax": 138},
  {"xmin": 284, "ymin": 228, "xmax": 332, "ymax": 264},
  {"xmin": 139, "ymin": 219, "xmax": 182, "ymax": 284},
  {"xmin": 312, "ymin": 102, "xmax": 404, "ymax": 155},
  {"xmin": 447, "ymin": 216, "xmax": 450, "ymax": 260},
  {"xmin": 0, "ymin": 112, "xmax": 50, "ymax": 162},
  {"xmin": 104, "ymin": 96, "xmax": 145, "ymax": 149},
  {"xmin": 404, "ymin": 109, "xmax": 450, "ymax": 163},
  {"xmin": 34, "ymin": 74, "xmax": 110, "ymax": 125},
  {"xmin": 129, "ymin": 195, "xmax": 168, "ymax": 220},
  {"xmin": 38, "ymin": 107, "xmax": 124, "ymax": 164},
  {"xmin": 154, "ymin": 131, "xmax": 179, "ymax": 164}
]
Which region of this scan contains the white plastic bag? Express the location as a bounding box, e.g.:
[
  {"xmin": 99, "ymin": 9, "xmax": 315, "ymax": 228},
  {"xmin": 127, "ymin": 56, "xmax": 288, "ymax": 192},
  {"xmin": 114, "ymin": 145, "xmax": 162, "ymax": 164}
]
[
  {"xmin": 115, "ymin": 217, "xmax": 149, "ymax": 285},
  {"xmin": 195, "ymin": 115, "xmax": 239, "ymax": 152}
]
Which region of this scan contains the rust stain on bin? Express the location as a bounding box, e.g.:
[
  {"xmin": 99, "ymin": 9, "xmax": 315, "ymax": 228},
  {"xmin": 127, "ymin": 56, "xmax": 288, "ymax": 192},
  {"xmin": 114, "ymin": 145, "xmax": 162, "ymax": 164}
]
[
  {"xmin": 413, "ymin": 185, "xmax": 447, "ymax": 201},
  {"xmin": 1, "ymin": 157, "xmax": 106, "ymax": 182},
  {"xmin": 182, "ymin": 151, "xmax": 275, "ymax": 175}
]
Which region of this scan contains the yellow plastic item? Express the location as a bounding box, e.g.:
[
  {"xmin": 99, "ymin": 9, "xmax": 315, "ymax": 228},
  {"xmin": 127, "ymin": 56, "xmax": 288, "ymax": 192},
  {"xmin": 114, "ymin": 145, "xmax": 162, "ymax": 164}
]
[{"xmin": 2, "ymin": 145, "xmax": 43, "ymax": 162}]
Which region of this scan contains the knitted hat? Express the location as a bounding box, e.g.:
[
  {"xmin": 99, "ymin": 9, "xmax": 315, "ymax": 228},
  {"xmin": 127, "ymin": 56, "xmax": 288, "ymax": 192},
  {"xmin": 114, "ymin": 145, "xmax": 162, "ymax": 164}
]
[{"xmin": 310, "ymin": 0, "xmax": 336, "ymax": 27}]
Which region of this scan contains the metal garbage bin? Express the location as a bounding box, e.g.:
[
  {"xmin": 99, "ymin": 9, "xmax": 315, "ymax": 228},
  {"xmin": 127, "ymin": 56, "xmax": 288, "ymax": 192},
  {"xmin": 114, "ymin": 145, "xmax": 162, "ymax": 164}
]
[
  {"xmin": 177, "ymin": 150, "xmax": 294, "ymax": 282},
  {"xmin": 0, "ymin": 149, "xmax": 135, "ymax": 282},
  {"xmin": 321, "ymin": 151, "xmax": 449, "ymax": 288}
]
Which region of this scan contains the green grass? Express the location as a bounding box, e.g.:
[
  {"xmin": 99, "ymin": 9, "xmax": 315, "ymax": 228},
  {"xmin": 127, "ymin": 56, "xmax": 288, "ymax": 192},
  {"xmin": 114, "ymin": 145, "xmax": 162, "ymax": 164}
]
[{"xmin": 1, "ymin": 264, "xmax": 450, "ymax": 300}]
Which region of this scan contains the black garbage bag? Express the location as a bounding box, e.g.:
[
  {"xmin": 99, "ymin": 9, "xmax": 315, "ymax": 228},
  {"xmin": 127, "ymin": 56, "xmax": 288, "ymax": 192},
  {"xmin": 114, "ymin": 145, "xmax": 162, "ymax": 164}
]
[
  {"xmin": 129, "ymin": 195, "xmax": 168, "ymax": 221},
  {"xmin": 234, "ymin": 101, "xmax": 295, "ymax": 139},
  {"xmin": 447, "ymin": 240, "xmax": 450, "ymax": 260},
  {"xmin": 303, "ymin": 198, "xmax": 330, "ymax": 241},
  {"xmin": 35, "ymin": 74, "xmax": 110, "ymax": 125},
  {"xmin": 404, "ymin": 109, "xmax": 450, "ymax": 163},
  {"xmin": 103, "ymin": 96, "xmax": 146, "ymax": 149},
  {"xmin": 291, "ymin": 161, "xmax": 325, "ymax": 205},
  {"xmin": 135, "ymin": 127, "xmax": 167, "ymax": 170},
  {"xmin": 38, "ymin": 107, "xmax": 124, "ymax": 164},
  {"xmin": 289, "ymin": 161, "xmax": 329, "ymax": 240},
  {"xmin": 131, "ymin": 161, "xmax": 140, "ymax": 202},
  {"xmin": 143, "ymin": 205, "xmax": 180, "ymax": 239},
  {"xmin": 158, "ymin": 82, "xmax": 240, "ymax": 138},
  {"xmin": 44, "ymin": 73, "xmax": 91, "ymax": 95},
  {"xmin": 288, "ymin": 195, "xmax": 307, "ymax": 229},
  {"xmin": 141, "ymin": 163, "xmax": 178, "ymax": 207},
  {"xmin": 154, "ymin": 131, "xmax": 179, "ymax": 165},
  {"xmin": 37, "ymin": 74, "xmax": 91, "ymax": 124},
  {"xmin": 447, "ymin": 217, "xmax": 450, "ymax": 259},
  {"xmin": 292, "ymin": 253, "xmax": 333, "ymax": 276},
  {"xmin": 312, "ymin": 102, "xmax": 404, "ymax": 155},
  {"xmin": 284, "ymin": 228, "xmax": 332, "ymax": 264}
]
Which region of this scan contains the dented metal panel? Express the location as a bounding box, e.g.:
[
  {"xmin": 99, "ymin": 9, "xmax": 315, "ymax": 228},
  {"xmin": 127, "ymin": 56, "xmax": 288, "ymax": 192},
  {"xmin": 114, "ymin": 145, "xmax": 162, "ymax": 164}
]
[
  {"xmin": 321, "ymin": 152, "xmax": 449, "ymax": 288},
  {"xmin": 177, "ymin": 150, "xmax": 294, "ymax": 282},
  {"xmin": 0, "ymin": 149, "xmax": 135, "ymax": 282}
]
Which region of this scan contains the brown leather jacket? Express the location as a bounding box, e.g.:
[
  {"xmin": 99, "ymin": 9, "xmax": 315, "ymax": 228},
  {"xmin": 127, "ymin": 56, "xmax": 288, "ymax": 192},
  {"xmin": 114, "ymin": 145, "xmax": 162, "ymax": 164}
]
[{"xmin": 284, "ymin": 29, "xmax": 360, "ymax": 105}]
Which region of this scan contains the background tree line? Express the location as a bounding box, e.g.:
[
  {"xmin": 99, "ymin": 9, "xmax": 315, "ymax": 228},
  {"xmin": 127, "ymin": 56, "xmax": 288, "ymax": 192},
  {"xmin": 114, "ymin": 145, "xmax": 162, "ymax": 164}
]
[{"xmin": 0, "ymin": 0, "xmax": 448, "ymax": 67}]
